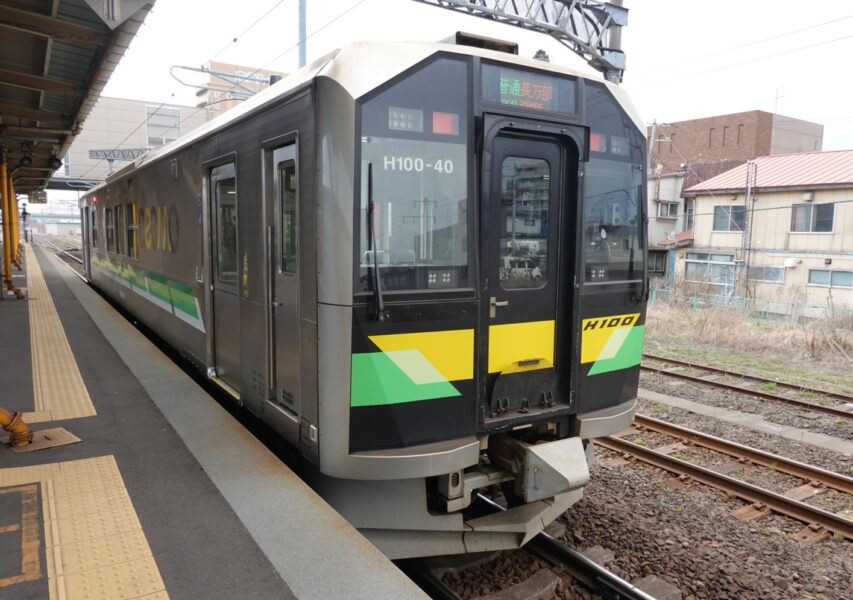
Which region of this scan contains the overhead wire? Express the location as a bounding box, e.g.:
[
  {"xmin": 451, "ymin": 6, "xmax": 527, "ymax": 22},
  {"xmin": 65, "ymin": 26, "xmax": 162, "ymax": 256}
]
[
  {"xmin": 77, "ymin": 0, "xmax": 355, "ymax": 181},
  {"xmin": 627, "ymin": 32, "xmax": 853, "ymax": 91},
  {"xmin": 629, "ymin": 14, "xmax": 853, "ymax": 77}
]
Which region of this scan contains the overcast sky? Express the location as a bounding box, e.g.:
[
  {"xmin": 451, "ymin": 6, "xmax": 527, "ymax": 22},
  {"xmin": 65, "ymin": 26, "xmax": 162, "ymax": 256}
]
[{"xmin": 99, "ymin": 0, "xmax": 853, "ymax": 150}]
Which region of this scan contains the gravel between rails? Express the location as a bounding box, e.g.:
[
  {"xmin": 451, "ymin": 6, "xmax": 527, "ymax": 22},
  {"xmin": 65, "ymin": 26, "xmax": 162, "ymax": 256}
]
[
  {"xmin": 636, "ymin": 398, "xmax": 853, "ymax": 478},
  {"xmin": 558, "ymin": 452, "xmax": 853, "ymax": 600},
  {"xmin": 640, "ymin": 371, "xmax": 853, "ymax": 441}
]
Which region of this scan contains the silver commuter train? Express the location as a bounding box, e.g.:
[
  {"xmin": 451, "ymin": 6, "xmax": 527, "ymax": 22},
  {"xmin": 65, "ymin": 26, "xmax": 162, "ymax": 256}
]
[{"xmin": 80, "ymin": 38, "xmax": 648, "ymax": 558}]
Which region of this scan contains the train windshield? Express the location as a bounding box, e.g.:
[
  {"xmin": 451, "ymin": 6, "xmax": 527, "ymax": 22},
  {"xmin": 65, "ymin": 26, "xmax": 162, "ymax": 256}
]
[
  {"xmin": 357, "ymin": 57, "xmax": 470, "ymax": 292},
  {"xmin": 583, "ymin": 83, "xmax": 645, "ymax": 284}
]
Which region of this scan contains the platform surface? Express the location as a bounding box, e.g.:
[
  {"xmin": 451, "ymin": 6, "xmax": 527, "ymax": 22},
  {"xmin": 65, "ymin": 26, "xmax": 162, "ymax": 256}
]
[{"xmin": 0, "ymin": 243, "xmax": 427, "ymax": 600}]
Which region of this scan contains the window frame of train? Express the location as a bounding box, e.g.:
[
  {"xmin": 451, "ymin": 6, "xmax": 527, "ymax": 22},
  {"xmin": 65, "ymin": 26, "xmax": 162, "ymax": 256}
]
[
  {"xmin": 581, "ymin": 82, "xmax": 647, "ymax": 288},
  {"xmin": 90, "ymin": 206, "xmax": 98, "ymax": 248},
  {"xmin": 126, "ymin": 202, "xmax": 138, "ymax": 259},
  {"xmin": 115, "ymin": 204, "xmax": 126, "ymax": 255},
  {"xmin": 212, "ymin": 168, "xmax": 239, "ymax": 286},
  {"xmin": 353, "ymin": 53, "xmax": 476, "ymax": 298},
  {"xmin": 105, "ymin": 207, "xmax": 114, "ymax": 252}
]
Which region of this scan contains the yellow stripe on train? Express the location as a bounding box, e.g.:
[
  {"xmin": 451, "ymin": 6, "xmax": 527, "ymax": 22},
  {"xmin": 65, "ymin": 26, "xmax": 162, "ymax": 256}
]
[{"xmin": 580, "ymin": 313, "xmax": 640, "ymax": 364}]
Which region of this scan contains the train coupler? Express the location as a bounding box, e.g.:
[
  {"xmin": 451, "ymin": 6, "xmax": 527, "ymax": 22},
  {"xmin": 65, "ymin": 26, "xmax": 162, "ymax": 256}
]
[{"xmin": 487, "ymin": 435, "xmax": 589, "ymax": 503}]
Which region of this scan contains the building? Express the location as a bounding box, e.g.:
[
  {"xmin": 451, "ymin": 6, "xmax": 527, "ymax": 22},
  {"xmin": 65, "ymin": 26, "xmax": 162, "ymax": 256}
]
[
  {"xmin": 671, "ymin": 149, "xmax": 853, "ymax": 313},
  {"xmin": 196, "ymin": 61, "xmax": 287, "ymax": 115},
  {"xmin": 647, "ymin": 111, "xmax": 825, "ymax": 283},
  {"xmin": 55, "ymin": 97, "xmax": 214, "ymax": 184},
  {"xmin": 648, "ymin": 110, "xmax": 824, "ymax": 176}
]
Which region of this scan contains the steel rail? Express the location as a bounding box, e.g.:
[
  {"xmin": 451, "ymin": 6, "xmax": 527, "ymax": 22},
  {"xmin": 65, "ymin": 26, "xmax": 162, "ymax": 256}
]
[
  {"xmin": 394, "ymin": 558, "xmax": 462, "ymax": 600},
  {"xmin": 641, "ymin": 361, "xmax": 853, "ymax": 420},
  {"xmin": 643, "ymin": 353, "xmax": 853, "ymax": 404},
  {"xmin": 633, "ymin": 414, "xmax": 853, "ymax": 494},
  {"xmin": 42, "ymin": 239, "xmax": 83, "ymax": 265},
  {"xmin": 473, "ymin": 494, "xmax": 658, "ymax": 600},
  {"xmin": 596, "ymin": 436, "xmax": 853, "ymax": 539}
]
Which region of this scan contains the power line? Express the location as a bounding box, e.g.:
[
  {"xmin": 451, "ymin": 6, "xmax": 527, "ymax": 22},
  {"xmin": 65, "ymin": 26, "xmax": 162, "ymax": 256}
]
[
  {"xmin": 628, "ymin": 32, "xmax": 853, "ymax": 91},
  {"xmin": 629, "ymin": 14, "xmax": 853, "ymax": 77},
  {"xmin": 78, "ymin": 0, "xmax": 370, "ymax": 181}
]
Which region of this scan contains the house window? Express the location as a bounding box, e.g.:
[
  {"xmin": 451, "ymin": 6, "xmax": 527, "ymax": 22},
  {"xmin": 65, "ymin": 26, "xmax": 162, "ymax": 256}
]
[
  {"xmin": 685, "ymin": 198, "xmax": 694, "ymax": 230},
  {"xmin": 657, "ymin": 202, "xmax": 678, "ymax": 218},
  {"xmin": 708, "ymin": 127, "xmax": 715, "ymax": 148},
  {"xmin": 747, "ymin": 265, "xmax": 784, "ymax": 283},
  {"xmin": 685, "ymin": 252, "xmax": 735, "ymax": 286},
  {"xmin": 713, "ymin": 205, "xmax": 745, "ymax": 231},
  {"xmin": 146, "ymin": 105, "xmax": 180, "ymax": 147},
  {"xmin": 808, "ymin": 269, "xmax": 853, "ymax": 288},
  {"xmin": 649, "ymin": 251, "xmax": 667, "ymax": 273},
  {"xmin": 791, "ymin": 203, "xmax": 833, "ymax": 233}
]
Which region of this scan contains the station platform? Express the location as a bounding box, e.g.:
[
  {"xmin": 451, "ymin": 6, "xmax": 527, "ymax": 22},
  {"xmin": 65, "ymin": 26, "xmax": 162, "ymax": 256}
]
[{"xmin": 0, "ymin": 243, "xmax": 427, "ymax": 600}]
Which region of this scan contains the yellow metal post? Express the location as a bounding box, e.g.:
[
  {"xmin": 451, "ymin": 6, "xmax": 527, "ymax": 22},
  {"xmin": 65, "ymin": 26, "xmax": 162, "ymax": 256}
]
[
  {"xmin": 0, "ymin": 405, "xmax": 33, "ymax": 447},
  {"xmin": 1, "ymin": 161, "xmax": 24, "ymax": 299},
  {"xmin": 8, "ymin": 177, "xmax": 21, "ymax": 268},
  {"xmin": 11, "ymin": 180, "xmax": 23, "ymax": 266}
]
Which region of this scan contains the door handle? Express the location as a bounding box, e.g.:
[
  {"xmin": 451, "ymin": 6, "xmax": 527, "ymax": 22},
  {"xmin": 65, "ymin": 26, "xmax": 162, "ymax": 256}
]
[{"xmin": 490, "ymin": 296, "xmax": 509, "ymax": 318}]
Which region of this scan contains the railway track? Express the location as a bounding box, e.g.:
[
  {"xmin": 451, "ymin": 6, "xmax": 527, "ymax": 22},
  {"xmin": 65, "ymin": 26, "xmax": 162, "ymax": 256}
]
[
  {"xmin": 37, "ymin": 238, "xmax": 86, "ymax": 280},
  {"xmin": 398, "ymin": 494, "xmax": 659, "ymax": 600},
  {"xmin": 641, "ymin": 353, "xmax": 853, "ymax": 419},
  {"xmin": 597, "ymin": 420, "xmax": 853, "ymax": 541}
]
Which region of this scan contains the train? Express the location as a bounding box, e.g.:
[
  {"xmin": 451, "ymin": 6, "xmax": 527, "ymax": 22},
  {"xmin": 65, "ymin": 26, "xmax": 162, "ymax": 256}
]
[{"xmin": 79, "ymin": 37, "xmax": 648, "ymax": 559}]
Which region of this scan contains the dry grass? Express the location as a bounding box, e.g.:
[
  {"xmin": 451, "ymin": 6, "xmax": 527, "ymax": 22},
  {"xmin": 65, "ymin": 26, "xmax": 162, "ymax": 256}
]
[{"xmin": 645, "ymin": 301, "xmax": 853, "ymax": 367}]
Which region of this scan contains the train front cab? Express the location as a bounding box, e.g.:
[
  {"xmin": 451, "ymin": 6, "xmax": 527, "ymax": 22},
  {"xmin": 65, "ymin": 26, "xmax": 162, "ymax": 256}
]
[{"xmin": 313, "ymin": 48, "xmax": 647, "ymax": 558}]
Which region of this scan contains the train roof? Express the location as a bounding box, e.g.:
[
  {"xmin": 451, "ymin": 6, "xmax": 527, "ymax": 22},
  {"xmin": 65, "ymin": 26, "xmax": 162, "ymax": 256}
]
[{"xmin": 85, "ymin": 40, "xmax": 644, "ymax": 195}]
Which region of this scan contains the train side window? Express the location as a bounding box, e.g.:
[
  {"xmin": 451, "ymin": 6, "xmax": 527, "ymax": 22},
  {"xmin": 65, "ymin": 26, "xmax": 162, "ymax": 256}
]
[
  {"xmin": 214, "ymin": 178, "xmax": 238, "ymax": 283},
  {"xmin": 116, "ymin": 205, "xmax": 126, "ymax": 255},
  {"xmin": 280, "ymin": 163, "xmax": 297, "ymax": 274},
  {"xmin": 91, "ymin": 208, "xmax": 98, "ymax": 248},
  {"xmin": 127, "ymin": 203, "xmax": 138, "ymax": 258},
  {"xmin": 105, "ymin": 207, "xmax": 114, "ymax": 252}
]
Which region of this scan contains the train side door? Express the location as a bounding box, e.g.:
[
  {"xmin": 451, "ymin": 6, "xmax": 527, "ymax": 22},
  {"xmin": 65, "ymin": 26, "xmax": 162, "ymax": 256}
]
[
  {"xmin": 269, "ymin": 145, "xmax": 300, "ymax": 415},
  {"xmin": 481, "ymin": 128, "xmax": 576, "ymax": 423},
  {"xmin": 210, "ymin": 164, "xmax": 241, "ymax": 390}
]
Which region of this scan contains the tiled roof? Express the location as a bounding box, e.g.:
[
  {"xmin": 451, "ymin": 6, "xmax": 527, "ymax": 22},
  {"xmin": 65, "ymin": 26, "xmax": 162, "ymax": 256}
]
[
  {"xmin": 658, "ymin": 228, "xmax": 694, "ymax": 247},
  {"xmin": 684, "ymin": 150, "xmax": 853, "ymax": 195}
]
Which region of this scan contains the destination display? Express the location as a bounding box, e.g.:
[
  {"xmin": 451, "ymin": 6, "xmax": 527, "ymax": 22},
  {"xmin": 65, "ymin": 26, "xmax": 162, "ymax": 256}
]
[{"xmin": 481, "ymin": 64, "xmax": 576, "ymax": 114}]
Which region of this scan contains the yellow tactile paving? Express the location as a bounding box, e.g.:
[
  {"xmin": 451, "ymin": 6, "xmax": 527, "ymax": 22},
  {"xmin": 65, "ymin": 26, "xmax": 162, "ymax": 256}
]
[
  {"xmin": 23, "ymin": 244, "xmax": 96, "ymax": 423},
  {"xmin": 0, "ymin": 455, "xmax": 169, "ymax": 600}
]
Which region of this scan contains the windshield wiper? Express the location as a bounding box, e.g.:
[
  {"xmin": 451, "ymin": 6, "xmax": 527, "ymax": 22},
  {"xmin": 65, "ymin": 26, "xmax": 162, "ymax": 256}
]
[{"xmin": 367, "ymin": 163, "xmax": 389, "ymax": 322}]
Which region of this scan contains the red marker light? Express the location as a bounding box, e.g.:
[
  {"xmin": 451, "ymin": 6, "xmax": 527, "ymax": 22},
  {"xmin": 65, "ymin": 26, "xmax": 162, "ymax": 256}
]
[
  {"xmin": 92, "ymin": 195, "xmax": 98, "ymax": 203},
  {"xmin": 432, "ymin": 112, "xmax": 459, "ymax": 135},
  {"xmin": 590, "ymin": 133, "xmax": 605, "ymax": 152}
]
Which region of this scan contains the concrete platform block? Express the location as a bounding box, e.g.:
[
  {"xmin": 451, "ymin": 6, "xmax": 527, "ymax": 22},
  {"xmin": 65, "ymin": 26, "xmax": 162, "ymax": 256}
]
[
  {"xmin": 477, "ymin": 569, "xmax": 560, "ymax": 600},
  {"xmin": 580, "ymin": 544, "xmax": 614, "ymax": 565},
  {"xmin": 633, "ymin": 575, "xmax": 682, "ymax": 600}
]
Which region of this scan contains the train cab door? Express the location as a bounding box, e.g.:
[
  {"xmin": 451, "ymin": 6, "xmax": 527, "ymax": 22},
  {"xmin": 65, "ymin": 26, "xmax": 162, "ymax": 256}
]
[
  {"xmin": 268, "ymin": 145, "xmax": 300, "ymax": 417},
  {"xmin": 210, "ymin": 164, "xmax": 241, "ymax": 390},
  {"xmin": 481, "ymin": 120, "xmax": 579, "ymax": 425}
]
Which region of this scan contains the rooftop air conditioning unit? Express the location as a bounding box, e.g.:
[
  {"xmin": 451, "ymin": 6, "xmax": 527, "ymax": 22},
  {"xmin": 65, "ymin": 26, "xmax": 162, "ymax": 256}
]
[{"xmin": 803, "ymin": 191, "xmax": 814, "ymax": 202}]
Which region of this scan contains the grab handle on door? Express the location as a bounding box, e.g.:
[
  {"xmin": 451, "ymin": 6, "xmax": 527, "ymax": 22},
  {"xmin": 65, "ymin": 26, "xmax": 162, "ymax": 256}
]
[{"xmin": 490, "ymin": 296, "xmax": 509, "ymax": 318}]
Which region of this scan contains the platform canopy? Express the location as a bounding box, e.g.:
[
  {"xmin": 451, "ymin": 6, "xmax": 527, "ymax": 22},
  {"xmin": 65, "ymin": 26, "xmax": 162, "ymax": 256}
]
[{"xmin": 0, "ymin": 0, "xmax": 154, "ymax": 193}]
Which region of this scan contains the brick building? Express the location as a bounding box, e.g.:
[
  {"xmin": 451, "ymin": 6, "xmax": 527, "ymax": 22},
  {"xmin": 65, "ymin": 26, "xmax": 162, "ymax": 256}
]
[{"xmin": 648, "ymin": 110, "xmax": 823, "ymax": 176}]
